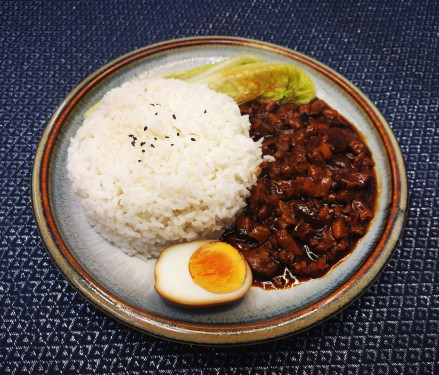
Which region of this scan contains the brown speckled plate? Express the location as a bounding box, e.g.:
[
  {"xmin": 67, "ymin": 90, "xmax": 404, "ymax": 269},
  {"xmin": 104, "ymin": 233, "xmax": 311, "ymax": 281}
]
[{"xmin": 31, "ymin": 36, "xmax": 408, "ymax": 346}]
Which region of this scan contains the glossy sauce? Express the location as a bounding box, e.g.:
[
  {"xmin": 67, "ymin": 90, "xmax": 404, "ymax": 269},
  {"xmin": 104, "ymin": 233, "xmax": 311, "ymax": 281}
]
[{"xmin": 222, "ymin": 98, "xmax": 377, "ymax": 289}]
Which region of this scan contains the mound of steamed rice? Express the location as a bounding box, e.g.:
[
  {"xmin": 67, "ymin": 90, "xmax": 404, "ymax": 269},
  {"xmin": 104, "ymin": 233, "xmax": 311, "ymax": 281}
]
[{"xmin": 67, "ymin": 77, "xmax": 264, "ymax": 258}]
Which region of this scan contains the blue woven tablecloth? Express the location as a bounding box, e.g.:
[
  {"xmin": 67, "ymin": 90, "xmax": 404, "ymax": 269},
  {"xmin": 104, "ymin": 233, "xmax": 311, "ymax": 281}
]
[{"xmin": 1, "ymin": 0, "xmax": 438, "ymax": 373}]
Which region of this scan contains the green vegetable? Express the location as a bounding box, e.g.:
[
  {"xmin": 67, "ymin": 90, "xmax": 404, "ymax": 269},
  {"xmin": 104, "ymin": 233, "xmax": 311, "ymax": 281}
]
[
  {"xmin": 162, "ymin": 54, "xmax": 315, "ymax": 105},
  {"xmin": 160, "ymin": 62, "xmax": 215, "ymax": 81},
  {"xmin": 160, "ymin": 54, "xmax": 266, "ymax": 81}
]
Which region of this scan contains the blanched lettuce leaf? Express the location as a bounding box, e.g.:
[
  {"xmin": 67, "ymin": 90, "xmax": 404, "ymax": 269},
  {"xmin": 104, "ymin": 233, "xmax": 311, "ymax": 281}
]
[
  {"xmin": 161, "ymin": 54, "xmax": 266, "ymax": 81},
  {"xmin": 190, "ymin": 62, "xmax": 315, "ymax": 105},
  {"xmin": 161, "ymin": 54, "xmax": 315, "ymax": 105},
  {"xmin": 159, "ymin": 63, "xmax": 215, "ymax": 81}
]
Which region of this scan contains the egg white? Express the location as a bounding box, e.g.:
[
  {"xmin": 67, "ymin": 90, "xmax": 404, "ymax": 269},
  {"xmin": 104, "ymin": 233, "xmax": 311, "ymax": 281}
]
[{"xmin": 154, "ymin": 239, "xmax": 253, "ymax": 307}]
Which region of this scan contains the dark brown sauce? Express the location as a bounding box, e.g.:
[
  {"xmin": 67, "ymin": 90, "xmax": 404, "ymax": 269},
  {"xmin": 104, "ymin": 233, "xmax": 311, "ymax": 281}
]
[{"xmin": 221, "ymin": 98, "xmax": 377, "ymax": 290}]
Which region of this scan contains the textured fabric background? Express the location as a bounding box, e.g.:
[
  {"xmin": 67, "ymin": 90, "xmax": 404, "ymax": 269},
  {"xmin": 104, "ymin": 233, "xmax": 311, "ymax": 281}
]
[{"xmin": 1, "ymin": 0, "xmax": 438, "ymax": 374}]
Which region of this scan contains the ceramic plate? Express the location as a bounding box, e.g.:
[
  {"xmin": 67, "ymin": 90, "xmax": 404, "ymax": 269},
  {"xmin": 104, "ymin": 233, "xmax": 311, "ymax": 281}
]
[{"xmin": 32, "ymin": 36, "xmax": 408, "ymax": 345}]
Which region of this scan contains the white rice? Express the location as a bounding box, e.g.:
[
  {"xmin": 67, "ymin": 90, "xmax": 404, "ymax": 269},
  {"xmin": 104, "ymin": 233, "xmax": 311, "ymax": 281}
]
[{"xmin": 67, "ymin": 77, "xmax": 265, "ymax": 258}]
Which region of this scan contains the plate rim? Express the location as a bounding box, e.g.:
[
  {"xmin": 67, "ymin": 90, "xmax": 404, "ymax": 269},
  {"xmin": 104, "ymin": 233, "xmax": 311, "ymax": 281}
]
[{"xmin": 31, "ymin": 36, "xmax": 408, "ymax": 346}]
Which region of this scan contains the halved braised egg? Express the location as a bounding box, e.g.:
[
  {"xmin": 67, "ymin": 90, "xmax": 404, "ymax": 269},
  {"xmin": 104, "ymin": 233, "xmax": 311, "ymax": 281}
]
[{"xmin": 154, "ymin": 240, "xmax": 252, "ymax": 307}]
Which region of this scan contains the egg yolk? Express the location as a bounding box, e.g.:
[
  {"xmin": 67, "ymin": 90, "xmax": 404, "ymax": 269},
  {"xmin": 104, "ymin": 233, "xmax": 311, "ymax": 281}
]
[{"xmin": 188, "ymin": 242, "xmax": 247, "ymax": 294}]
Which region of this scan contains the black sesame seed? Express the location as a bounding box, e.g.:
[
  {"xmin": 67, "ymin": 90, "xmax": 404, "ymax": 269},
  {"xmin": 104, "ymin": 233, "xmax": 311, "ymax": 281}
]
[
  {"xmin": 150, "ymin": 144, "xmax": 155, "ymax": 148},
  {"xmin": 177, "ymin": 132, "xmax": 180, "ymax": 136},
  {"xmin": 172, "ymin": 114, "xmax": 176, "ymax": 120},
  {"xmin": 191, "ymin": 137, "xmax": 196, "ymax": 141},
  {"xmin": 131, "ymin": 140, "xmax": 135, "ymax": 146},
  {"xmin": 171, "ymin": 144, "xmax": 174, "ymax": 146},
  {"xmin": 154, "ymin": 137, "xmax": 157, "ymax": 140},
  {"xmin": 144, "ymin": 126, "xmax": 148, "ymax": 131},
  {"xmin": 150, "ymin": 104, "xmax": 155, "ymax": 106},
  {"xmin": 129, "ymin": 134, "xmax": 134, "ymax": 138},
  {"xmin": 140, "ymin": 142, "xmax": 146, "ymax": 146},
  {"xmin": 133, "ymin": 136, "xmax": 137, "ymax": 141},
  {"xmin": 138, "ymin": 160, "xmax": 142, "ymax": 162},
  {"xmin": 142, "ymin": 150, "xmax": 145, "ymax": 153},
  {"xmin": 165, "ymin": 136, "xmax": 169, "ymax": 138},
  {"xmin": 204, "ymin": 109, "xmax": 207, "ymax": 113},
  {"xmin": 155, "ymin": 112, "xmax": 158, "ymax": 115}
]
